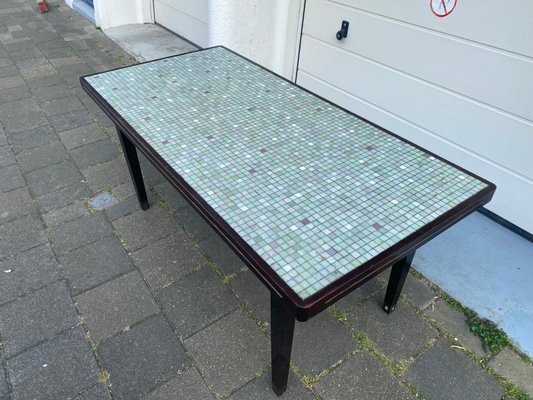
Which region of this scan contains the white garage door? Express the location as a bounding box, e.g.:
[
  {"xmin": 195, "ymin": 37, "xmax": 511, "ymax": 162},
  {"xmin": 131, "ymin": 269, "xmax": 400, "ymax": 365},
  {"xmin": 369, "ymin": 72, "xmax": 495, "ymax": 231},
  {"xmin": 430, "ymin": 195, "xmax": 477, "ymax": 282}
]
[
  {"xmin": 297, "ymin": 0, "xmax": 533, "ymax": 234},
  {"xmin": 154, "ymin": 0, "xmax": 208, "ymax": 47}
]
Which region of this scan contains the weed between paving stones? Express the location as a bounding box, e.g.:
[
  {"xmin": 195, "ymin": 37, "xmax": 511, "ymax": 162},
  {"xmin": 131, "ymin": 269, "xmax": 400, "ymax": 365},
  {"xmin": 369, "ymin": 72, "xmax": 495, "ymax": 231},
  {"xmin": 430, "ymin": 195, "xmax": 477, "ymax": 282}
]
[{"xmin": 440, "ymin": 292, "xmax": 510, "ymax": 355}]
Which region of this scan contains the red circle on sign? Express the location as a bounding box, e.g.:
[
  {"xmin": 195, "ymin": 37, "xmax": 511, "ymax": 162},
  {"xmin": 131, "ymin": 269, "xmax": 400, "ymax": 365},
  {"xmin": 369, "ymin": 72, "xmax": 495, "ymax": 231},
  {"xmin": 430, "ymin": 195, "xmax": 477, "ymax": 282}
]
[{"xmin": 430, "ymin": 0, "xmax": 457, "ymax": 17}]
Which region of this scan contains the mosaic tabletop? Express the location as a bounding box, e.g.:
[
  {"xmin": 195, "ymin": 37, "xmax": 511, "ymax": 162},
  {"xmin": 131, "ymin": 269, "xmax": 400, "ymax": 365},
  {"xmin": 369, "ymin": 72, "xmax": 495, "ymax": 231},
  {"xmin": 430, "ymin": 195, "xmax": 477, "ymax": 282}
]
[{"xmin": 85, "ymin": 47, "xmax": 489, "ymax": 300}]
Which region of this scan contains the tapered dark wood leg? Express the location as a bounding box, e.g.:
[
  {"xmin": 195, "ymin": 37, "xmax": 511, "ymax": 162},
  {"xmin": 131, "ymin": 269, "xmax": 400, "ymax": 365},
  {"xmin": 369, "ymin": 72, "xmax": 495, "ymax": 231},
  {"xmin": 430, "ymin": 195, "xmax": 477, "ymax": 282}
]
[
  {"xmin": 383, "ymin": 251, "xmax": 415, "ymax": 314},
  {"xmin": 271, "ymin": 293, "xmax": 295, "ymax": 396},
  {"xmin": 117, "ymin": 127, "xmax": 149, "ymax": 210}
]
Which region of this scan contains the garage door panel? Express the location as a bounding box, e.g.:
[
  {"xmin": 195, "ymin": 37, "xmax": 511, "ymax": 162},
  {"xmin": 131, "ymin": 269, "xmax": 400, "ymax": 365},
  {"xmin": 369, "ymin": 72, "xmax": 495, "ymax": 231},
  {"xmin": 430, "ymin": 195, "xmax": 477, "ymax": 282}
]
[
  {"xmin": 304, "ymin": 1, "xmax": 533, "ymax": 121},
  {"xmin": 299, "ymin": 37, "xmax": 533, "ymax": 179},
  {"xmin": 154, "ymin": 0, "xmax": 208, "ymax": 47},
  {"xmin": 298, "ymin": 70, "xmax": 533, "ymax": 232},
  {"xmin": 156, "ymin": 0, "xmax": 208, "ymax": 23},
  {"xmin": 330, "ymin": 0, "xmax": 533, "ymax": 58}
]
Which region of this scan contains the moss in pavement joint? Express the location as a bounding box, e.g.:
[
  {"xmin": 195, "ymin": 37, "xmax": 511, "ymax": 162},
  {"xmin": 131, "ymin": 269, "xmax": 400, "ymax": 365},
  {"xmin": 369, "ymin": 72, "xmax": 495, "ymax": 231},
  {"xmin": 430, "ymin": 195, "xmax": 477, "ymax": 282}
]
[
  {"xmin": 328, "ymin": 305, "xmax": 348, "ymax": 322},
  {"xmin": 463, "ymin": 309, "xmax": 510, "ymax": 355},
  {"xmin": 99, "ymin": 369, "xmax": 110, "ymax": 383},
  {"xmin": 222, "ymin": 273, "xmax": 237, "ymax": 284}
]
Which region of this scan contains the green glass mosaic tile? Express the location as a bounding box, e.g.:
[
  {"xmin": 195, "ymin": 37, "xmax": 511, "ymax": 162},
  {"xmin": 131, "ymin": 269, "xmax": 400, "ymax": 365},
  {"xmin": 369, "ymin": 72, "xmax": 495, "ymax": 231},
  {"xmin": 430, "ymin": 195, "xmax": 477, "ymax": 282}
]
[{"xmin": 85, "ymin": 47, "xmax": 488, "ymax": 300}]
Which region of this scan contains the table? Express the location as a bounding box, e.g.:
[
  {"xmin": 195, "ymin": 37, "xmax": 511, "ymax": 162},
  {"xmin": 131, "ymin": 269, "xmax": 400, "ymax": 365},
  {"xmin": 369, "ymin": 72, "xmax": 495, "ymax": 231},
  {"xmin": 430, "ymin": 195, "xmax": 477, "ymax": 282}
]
[{"xmin": 81, "ymin": 46, "xmax": 495, "ymax": 395}]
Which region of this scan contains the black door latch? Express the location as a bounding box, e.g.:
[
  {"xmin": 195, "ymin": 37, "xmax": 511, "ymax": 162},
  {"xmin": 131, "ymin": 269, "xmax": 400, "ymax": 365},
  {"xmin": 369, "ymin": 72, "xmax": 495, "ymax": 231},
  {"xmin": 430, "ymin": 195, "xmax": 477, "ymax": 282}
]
[{"xmin": 336, "ymin": 20, "xmax": 349, "ymax": 41}]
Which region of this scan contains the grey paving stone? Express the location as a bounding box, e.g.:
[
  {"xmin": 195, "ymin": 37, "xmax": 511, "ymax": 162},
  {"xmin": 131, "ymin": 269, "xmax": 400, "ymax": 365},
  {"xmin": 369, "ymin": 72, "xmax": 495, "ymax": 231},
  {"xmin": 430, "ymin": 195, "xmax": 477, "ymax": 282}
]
[
  {"xmin": 131, "ymin": 233, "xmax": 207, "ymax": 289},
  {"xmin": 0, "ymin": 75, "xmax": 25, "ymax": 91},
  {"xmin": 24, "ymin": 73, "xmax": 63, "ymax": 89},
  {"xmin": 379, "ymin": 266, "xmax": 391, "ymax": 283},
  {"xmin": 104, "ymin": 195, "xmax": 140, "ymax": 221},
  {"xmin": 174, "ymin": 205, "xmax": 215, "ymax": 241},
  {"xmin": 0, "ymin": 280, "xmax": 78, "ymax": 357},
  {"xmin": 82, "ymin": 157, "xmax": 130, "ymax": 193},
  {"xmin": 153, "ymin": 181, "xmax": 188, "ymax": 211},
  {"xmin": 92, "ymin": 109, "xmax": 115, "ymax": 129},
  {"xmin": 63, "ymin": 72, "xmax": 89, "ymax": 88},
  {"xmin": 16, "ymin": 141, "xmax": 69, "ymax": 173},
  {"xmin": 156, "ymin": 267, "xmax": 238, "ymax": 337},
  {"xmin": 141, "ymin": 368, "xmax": 215, "ymax": 400},
  {"xmin": 50, "ymin": 56, "xmax": 84, "ymax": 69},
  {"xmin": 0, "ymin": 244, "xmax": 60, "ymax": 305},
  {"xmin": 26, "ymin": 160, "xmax": 82, "ymax": 196},
  {"xmin": 41, "ymin": 95, "xmax": 84, "ymax": 116},
  {"xmin": 314, "ymin": 351, "xmax": 415, "ymax": 400},
  {"xmin": 4, "ymin": 40, "xmax": 40, "ymax": 55},
  {"xmin": 335, "ymin": 276, "xmax": 384, "ymax": 311},
  {"xmin": 49, "ymin": 212, "xmax": 113, "ymax": 255},
  {"xmin": 0, "ymin": 186, "xmax": 34, "ymax": 225},
  {"xmin": 19, "ymin": 64, "xmax": 56, "ymax": 80},
  {"xmin": 0, "ymin": 55, "xmax": 11, "ymax": 68},
  {"xmin": 0, "ymin": 65, "xmax": 18, "ymax": 79},
  {"xmin": 0, "ymin": 145, "xmax": 15, "ymax": 168},
  {"xmin": 8, "ymin": 125, "xmax": 59, "ymax": 154},
  {"xmin": 185, "ymin": 309, "xmax": 270, "ymax": 397},
  {"xmin": 425, "ymin": 300, "xmax": 487, "ymax": 359},
  {"xmin": 74, "ymin": 383, "xmax": 112, "ymax": 400},
  {"xmin": 0, "ymin": 164, "xmax": 24, "ymax": 192},
  {"xmin": 55, "ymin": 62, "xmax": 93, "ymax": 77},
  {"xmin": 78, "ymin": 49, "xmax": 115, "ymax": 68},
  {"xmin": 1, "ymin": 111, "xmax": 48, "ymax": 134},
  {"xmin": 40, "ymin": 45, "xmax": 75, "ymax": 59},
  {"xmin": 292, "ymin": 311, "xmax": 359, "ymax": 376},
  {"xmin": 75, "ymin": 271, "xmax": 159, "ymax": 344},
  {"xmin": 68, "ymin": 39, "xmax": 98, "ymax": 51},
  {"xmin": 7, "ymin": 326, "xmax": 100, "ymax": 400},
  {"xmin": 347, "ymin": 296, "xmax": 437, "ymax": 362},
  {"xmin": 110, "ymin": 181, "xmax": 135, "ymax": 201},
  {"xmin": 61, "ymin": 235, "xmax": 135, "ymax": 295},
  {"xmin": 37, "ymin": 38, "xmax": 69, "ymax": 51},
  {"xmin": 58, "ymin": 122, "xmax": 107, "ymax": 149},
  {"xmin": 98, "ymin": 314, "xmax": 191, "ymax": 400},
  {"xmin": 14, "ymin": 56, "xmax": 49, "ymax": 71},
  {"xmin": 228, "ymin": 369, "xmax": 314, "ymax": 400},
  {"xmin": 0, "ymin": 85, "xmax": 31, "ymax": 103},
  {"xmin": 49, "ymin": 110, "xmax": 94, "ymax": 132},
  {"xmin": 139, "ymin": 158, "xmax": 166, "ymax": 185},
  {"xmin": 229, "ymin": 268, "xmax": 270, "ymax": 322},
  {"xmin": 42, "ymin": 200, "xmax": 88, "ymax": 227},
  {"xmin": 70, "ymin": 139, "xmax": 120, "ymax": 169},
  {"xmin": 199, "ymin": 235, "xmax": 245, "ymax": 275},
  {"xmin": 402, "ymin": 273, "xmax": 437, "ymax": 310},
  {"xmin": 0, "ymin": 368, "xmax": 7, "ymax": 399},
  {"xmin": 0, "ymin": 214, "xmax": 47, "ymax": 258},
  {"xmin": 28, "ymin": 31, "xmax": 60, "ymax": 44},
  {"xmin": 0, "ymin": 97, "xmax": 38, "ymax": 119},
  {"xmin": 112, "ymin": 205, "xmax": 180, "ymax": 251},
  {"xmin": 32, "ymin": 82, "xmax": 73, "ymax": 102},
  {"xmin": 406, "ymin": 338, "xmax": 505, "ymax": 400},
  {"xmin": 489, "ymin": 348, "xmax": 533, "ymax": 397},
  {"xmin": 36, "ymin": 180, "xmax": 91, "ymax": 213}
]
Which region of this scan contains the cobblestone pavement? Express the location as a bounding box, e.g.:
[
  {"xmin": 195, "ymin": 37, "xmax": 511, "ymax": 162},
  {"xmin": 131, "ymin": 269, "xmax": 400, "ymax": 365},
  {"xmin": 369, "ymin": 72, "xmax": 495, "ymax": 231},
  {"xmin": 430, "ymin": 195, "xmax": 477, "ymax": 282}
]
[{"xmin": 0, "ymin": 1, "xmax": 531, "ymax": 399}]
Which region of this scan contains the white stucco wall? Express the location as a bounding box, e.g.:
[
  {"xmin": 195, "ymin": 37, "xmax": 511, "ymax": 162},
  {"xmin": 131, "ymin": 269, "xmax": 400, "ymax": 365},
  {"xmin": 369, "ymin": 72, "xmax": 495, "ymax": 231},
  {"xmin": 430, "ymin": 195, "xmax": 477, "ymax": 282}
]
[
  {"xmin": 93, "ymin": 0, "xmax": 153, "ymax": 29},
  {"xmin": 208, "ymin": 0, "xmax": 303, "ymax": 79},
  {"xmin": 65, "ymin": 0, "xmax": 303, "ymax": 80}
]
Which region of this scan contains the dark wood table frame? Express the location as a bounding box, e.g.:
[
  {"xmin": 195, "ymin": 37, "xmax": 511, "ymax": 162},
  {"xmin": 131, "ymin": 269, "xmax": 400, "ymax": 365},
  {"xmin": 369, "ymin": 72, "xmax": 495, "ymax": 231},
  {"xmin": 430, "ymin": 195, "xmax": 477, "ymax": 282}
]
[
  {"xmin": 81, "ymin": 47, "xmax": 495, "ymax": 395},
  {"xmin": 118, "ymin": 125, "xmax": 418, "ymax": 393}
]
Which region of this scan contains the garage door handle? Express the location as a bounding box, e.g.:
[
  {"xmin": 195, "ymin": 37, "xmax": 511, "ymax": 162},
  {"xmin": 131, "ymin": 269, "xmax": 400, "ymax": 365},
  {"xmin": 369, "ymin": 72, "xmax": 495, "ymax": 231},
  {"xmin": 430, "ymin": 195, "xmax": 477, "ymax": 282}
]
[{"xmin": 336, "ymin": 21, "xmax": 349, "ymax": 40}]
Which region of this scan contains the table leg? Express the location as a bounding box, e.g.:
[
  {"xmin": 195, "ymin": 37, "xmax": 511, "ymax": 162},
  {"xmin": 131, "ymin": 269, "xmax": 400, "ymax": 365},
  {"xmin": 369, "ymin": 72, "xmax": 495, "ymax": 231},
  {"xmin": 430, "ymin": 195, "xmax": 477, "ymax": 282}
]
[
  {"xmin": 383, "ymin": 251, "xmax": 415, "ymax": 314},
  {"xmin": 117, "ymin": 126, "xmax": 149, "ymax": 210},
  {"xmin": 271, "ymin": 293, "xmax": 295, "ymax": 396}
]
